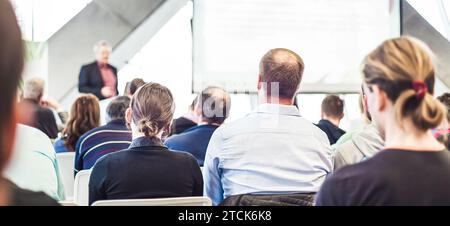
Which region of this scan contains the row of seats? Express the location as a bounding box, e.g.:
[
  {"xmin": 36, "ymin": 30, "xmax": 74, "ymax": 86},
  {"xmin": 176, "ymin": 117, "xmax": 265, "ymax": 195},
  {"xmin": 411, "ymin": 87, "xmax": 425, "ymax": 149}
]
[{"xmin": 56, "ymin": 152, "xmax": 209, "ymax": 206}]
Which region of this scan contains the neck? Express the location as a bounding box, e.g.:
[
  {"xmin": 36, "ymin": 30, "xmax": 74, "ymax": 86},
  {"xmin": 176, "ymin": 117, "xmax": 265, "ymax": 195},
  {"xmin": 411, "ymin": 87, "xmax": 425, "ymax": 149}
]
[
  {"xmin": 259, "ymin": 95, "xmax": 293, "ymax": 106},
  {"xmin": 384, "ymin": 116, "xmax": 444, "ymax": 152},
  {"xmin": 198, "ymin": 120, "xmax": 221, "ymax": 127},
  {"xmin": 322, "ymin": 116, "xmax": 340, "ymax": 127}
]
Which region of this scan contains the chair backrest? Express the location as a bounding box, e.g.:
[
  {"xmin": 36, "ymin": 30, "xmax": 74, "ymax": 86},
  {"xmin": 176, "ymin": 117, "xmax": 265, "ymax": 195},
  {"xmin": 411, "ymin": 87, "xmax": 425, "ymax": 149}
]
[
  {"xmin": 91, "ymin": 197, "xmax": 212, "ymax": 206},
  {"xmin": 59, "ymin": 200, "xmax": 78, "ymax": 206},
  {"xmin": 73, "ymin": 169, "xmax": 91, "ymax": 206},
  {"xmin": 56, "ymin": 152, "xmax": 76, "ymax": 199}
]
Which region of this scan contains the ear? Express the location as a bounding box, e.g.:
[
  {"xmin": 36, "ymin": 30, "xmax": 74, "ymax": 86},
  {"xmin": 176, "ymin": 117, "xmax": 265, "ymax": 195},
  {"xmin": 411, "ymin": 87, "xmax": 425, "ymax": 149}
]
[
  {"xmin": 257, "ymin": 74, "xmax": 262, "ymax": 91},
  {"xmin": 125, "ymin": 107, "xmax": 132, "ymax": 124},
  {"xmin": 372, "ymin": 85, "xmax": 387, "ymax": 112}
]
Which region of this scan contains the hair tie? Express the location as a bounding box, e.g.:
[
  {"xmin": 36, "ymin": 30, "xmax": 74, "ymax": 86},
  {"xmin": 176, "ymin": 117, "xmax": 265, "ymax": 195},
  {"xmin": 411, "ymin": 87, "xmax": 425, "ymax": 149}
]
[{"xmin": 411, "ymin": 80, "xmax": 428, "ymax": 100}]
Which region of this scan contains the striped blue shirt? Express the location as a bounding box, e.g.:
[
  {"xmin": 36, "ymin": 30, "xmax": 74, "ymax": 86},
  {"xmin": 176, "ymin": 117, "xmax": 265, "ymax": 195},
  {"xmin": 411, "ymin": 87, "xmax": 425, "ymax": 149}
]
[{"xmin": 74, "ymin": 119, "xmax": 132, "ymax": 174}]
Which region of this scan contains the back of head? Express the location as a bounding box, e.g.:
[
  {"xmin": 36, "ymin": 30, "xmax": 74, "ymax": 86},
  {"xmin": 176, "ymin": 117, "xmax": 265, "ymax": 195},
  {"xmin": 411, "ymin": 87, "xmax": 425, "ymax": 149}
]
[
  {"xmin": 106, "ymin": 96, "xmax": 131, "ymax": 122},
  {"xmin": 197, "ymin": 86, "xmax": 231, "ymax": 125},
  {"xmin": 128, "ymin": 78, "xmax": 146, "ymax": 96},
  {"xmin": 131, "ymin": 83, "xmax": 175, "ymax": 137},
  {"xmin": 259, "ymin": 48, "xmax": 304, "ymax": 100},
  {"xmin": 321, "ymin": 95, "xmax": 344, "ymax": 119},
  {"xmin": 437, "ymin": 93, "xmax": 450, "ymax": 123},
  {"xmin": 23, "ymin": 77, "xmax": 45, "ymax": 101},
  {"xmin": 362, "ymin": 36, "xmax": 446, "ymax": 131},
  {"xmin": 0, "ymin": 0, "xmax": 24, "ymax": 170},
  {"xmin": 64, "ymin": 94, "xmax": 100, "ymax": 150}
]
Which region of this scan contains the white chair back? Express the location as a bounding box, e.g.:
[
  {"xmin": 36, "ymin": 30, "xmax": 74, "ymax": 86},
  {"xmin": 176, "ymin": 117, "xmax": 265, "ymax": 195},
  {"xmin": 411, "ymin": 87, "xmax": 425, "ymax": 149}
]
[
  {"xmin": 73, "ymin": 169, "xmax": 91, "ymax": 206},
  {"xmin": 92, "ymin": 197, "xmax": 212, "ymax": 206},
  {"xmin": 56, "ymin": 152, "xmax": 76, "ymax": 199}
]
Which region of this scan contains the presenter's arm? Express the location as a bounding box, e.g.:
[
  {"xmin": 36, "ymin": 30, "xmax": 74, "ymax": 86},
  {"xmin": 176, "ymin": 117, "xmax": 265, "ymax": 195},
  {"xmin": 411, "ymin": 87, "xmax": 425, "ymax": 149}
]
[{"xmin": 78, "ymin": 66, "xmax": 103, "ymax": 98}]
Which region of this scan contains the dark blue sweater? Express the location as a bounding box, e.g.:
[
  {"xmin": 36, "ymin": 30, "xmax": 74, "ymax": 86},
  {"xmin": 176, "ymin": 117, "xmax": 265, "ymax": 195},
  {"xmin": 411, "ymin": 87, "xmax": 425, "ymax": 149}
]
[{"xmin": 165, "ymin": 124, "xmax": 219, "ymax": 166}]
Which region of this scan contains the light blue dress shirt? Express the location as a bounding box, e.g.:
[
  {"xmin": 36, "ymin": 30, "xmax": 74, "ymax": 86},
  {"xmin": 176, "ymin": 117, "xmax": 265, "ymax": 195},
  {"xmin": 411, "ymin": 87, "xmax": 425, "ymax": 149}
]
[{"xmin": 203, "ymin": 103, "xmax": 333, "ymax": 205}]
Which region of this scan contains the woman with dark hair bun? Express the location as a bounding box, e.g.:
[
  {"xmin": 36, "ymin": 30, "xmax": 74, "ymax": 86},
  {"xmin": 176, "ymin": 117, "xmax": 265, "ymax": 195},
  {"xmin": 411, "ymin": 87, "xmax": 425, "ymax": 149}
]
[
  {"xmin": 89, "ymin": 82, "xmax": 203, "ymax": 205},
  {"xmin": 317, "ymin": 37, "xmax": 450, "ymax": 206}
]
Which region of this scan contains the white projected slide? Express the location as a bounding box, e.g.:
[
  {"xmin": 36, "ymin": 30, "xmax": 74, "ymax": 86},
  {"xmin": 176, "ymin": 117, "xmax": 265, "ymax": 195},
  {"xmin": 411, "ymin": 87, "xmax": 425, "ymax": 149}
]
[{"xmin": 193, "ymin": 0, "xmax": 400, "ymax": 93}]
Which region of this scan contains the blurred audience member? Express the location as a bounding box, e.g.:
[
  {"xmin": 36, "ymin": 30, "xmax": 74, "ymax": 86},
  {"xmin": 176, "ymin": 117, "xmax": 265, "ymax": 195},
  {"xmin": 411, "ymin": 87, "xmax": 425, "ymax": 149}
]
[
  {"xmin": 165, "ymin": 86, "xmax": 231, "ymax": 166},
  {"xmin": 435, "ymin": 93, "xmax": 450, "ymax": 149},
  {"xmin": 203, "ymin": 48, "xmax": 332, "ymax": 206},
  {"xmin": 19, "ymin": 77, "xmax": 58, "ymax": 139},
  {"xmin": 54, "ymin": 94, "xmax": 100, "ymax": 153},
  {"xmin": 315, "ymin": 95, "xmax": 345, "ymax": 145},
  {"xmin": 5, "ymin": 124, "xmax": 65, "ymax": 201},
  {"xmin": 75, "ymin": 96, "xmax": 132, "ymax": 174},
  {"xmin": 0, "ymin": 0, "xmax": 59, "ymax": 206},
  {"xmin": 170, "ymin": 97, "xmax": 199, "ymax": 136},
  {"xmin": 79, "ymin": 41, "xmax": 118, "ymax": 100},
  {"xmin": 89, "ymin": 83, "xmax": 202, "ymax": 205},
  {"xmin": 316, "ymin": 37, "xmax": 450, "ymax": 206},
  {"xmin": 127, "ymin": 78, "xmax": 146, "ymax": 97},
  {"xmin": 333, "ymin": 86, "xmax": 384, "ymax": 170}
]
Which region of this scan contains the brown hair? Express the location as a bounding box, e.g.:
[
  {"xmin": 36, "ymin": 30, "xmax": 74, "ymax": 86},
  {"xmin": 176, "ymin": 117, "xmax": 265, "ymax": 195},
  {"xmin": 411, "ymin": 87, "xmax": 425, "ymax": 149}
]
[
  {"xmin": 362, "ymin": 37, "xmax": 446, "ymax": 131},
  {"xmin": 321, "ymin": 95, "xmax": 344, "ymax": 118},
  {"xmin": 0, "ymin": 0, "xmax": 24, "ymax": 170},
  {"xmin": 128, "ymin": 78, "xmax": 146, "ymax": 96},
  {"xmin": 63, "ymin": 94, "xmax": 100, "ymax": 151},
  {"xmin": 437, "ymin": 93, "xmax": 450, "ymax": 122},
  {"xmin": 259, "ymin": 48, "xmax": 304, "ymax": 99},
  {"xmin": 197, "ymin": 86, "xmax": 231, "ymax": 125},
  {"xmin": 130, "ymin": 82, "xmax": 175, "ymax": 137}
]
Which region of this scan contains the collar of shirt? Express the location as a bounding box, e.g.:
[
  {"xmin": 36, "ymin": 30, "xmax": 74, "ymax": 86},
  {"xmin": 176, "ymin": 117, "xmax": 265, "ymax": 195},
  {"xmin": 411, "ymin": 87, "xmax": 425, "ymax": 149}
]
[
  {"xmin": 129, "ymin": 136, "xmax": 166, "ymax": 150},
  {"xmin": 107, "ymin": 119, "xmax": 127, "ymax": 126},
  {"xmin": 252, "ymin": 103, "xmax": 301, "ymax": 117},
  {"xmin": 97, "ymin": 61, "xmax": 109, "ymax": 69}
]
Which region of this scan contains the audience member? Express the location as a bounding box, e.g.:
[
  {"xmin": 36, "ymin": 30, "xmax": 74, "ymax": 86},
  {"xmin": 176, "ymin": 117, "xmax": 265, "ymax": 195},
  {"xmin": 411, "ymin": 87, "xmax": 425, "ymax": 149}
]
[
  {"xmin": 316, "ymin": 37, "xmax": 450, "ymax": 206},
  {"xmin": 165, "ymin": 86, "xmax": 231, "ymax": 166},
  {"xmin": 4, "ymin": 124, "xmax": 65, "ymax": 201},
  {"xmin": 315, "ymin": 95, "xmax": 346, "ymax": 145},
  {"xmin": 54, "ymin": 94, "xmax": 100, "ymax": 153},
  {"xmin": 435, "ymin": 93, "xmax": 450, "ymax": 149},
  {"xmin": 0, "ymin": 0, "xmax": 59, "ymax": 206},
  {"xmin": 203, "ymin": 48, "xmax": 333, "ymax": 206},
  {"xmin": 19, "ymin": 77, "xmax": 58, "ymax": 139},
  {"xmin": 170, "ymin": 97, "xmax": 199, "ymax": 135},
  {"xmin": 75, "ymin": 96, "xmax": 132, "ymax": 174},
  {"xmin": 89, "ymin": 83, "xmax": 203, "ymax": 205},
  {"xmin": 333, "ymin": 86, "xmax": 384, "ymax": 170},
  {"xmin": 127, "ymin": 78, "xmax": 146, "ymax": 97}
]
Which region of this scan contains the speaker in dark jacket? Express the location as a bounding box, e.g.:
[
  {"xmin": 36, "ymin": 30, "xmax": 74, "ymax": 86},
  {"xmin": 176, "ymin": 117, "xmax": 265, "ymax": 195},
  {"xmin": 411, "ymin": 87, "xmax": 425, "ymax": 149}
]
[{"xmin": 78, "ymin": 61, "xmax": 118, "ymax": 100}]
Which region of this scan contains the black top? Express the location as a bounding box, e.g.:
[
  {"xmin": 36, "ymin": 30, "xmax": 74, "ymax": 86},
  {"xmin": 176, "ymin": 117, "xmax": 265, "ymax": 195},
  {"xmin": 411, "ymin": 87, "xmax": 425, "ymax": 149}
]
[
  {"xmin": 78, "ymin": 61, "xmax": 118, "ymax": 100},
  {"xmin": 170, "ymin": 116, "xmax": 197, "ymax": 135},
  {"xmin": 316, "ymin": 149, "xmax": 450, "ymax": 206},
  {"xmin": 315, "ymin": 119, "xmax": 346, "ymax": 145},
  {"xmin": 89, "ymin": 136, "xmax": 203, "ymax": 205},
  {"xmin": 19, "ymin": 99, "xmax": 58, "ymax": 139},
  {"xmin": 4, "ymin": 179, "xmax": 59, "ymax": 206}
]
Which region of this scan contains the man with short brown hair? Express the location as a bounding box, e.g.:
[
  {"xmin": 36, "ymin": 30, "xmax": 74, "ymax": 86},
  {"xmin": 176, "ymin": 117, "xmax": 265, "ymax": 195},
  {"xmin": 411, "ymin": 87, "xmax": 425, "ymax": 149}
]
[{"xmin": 316, "ymin": 94, "xmax": 346, "ymax": 145}]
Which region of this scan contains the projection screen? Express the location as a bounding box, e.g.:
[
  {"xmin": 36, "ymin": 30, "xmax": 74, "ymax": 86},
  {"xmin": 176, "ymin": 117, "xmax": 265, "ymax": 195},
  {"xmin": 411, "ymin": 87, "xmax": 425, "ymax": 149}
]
[{"xmin": 192, "ymin": 0, "xmax": 401, "ymax": 93}]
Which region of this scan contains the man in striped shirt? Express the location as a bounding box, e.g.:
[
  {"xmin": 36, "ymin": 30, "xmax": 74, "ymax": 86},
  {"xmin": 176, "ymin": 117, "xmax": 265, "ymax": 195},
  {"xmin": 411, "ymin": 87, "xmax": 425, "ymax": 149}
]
[{"xmin": 74, "ymin": 96, "xmax": 132, "ymax": 175}]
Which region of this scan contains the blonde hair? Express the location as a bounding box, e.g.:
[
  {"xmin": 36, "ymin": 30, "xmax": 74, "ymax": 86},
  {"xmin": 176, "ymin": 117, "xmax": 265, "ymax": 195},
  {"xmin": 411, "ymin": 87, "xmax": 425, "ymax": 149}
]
[{"xmin": 362, "ymin": 37, "xmax": 446, "ymax": 131}]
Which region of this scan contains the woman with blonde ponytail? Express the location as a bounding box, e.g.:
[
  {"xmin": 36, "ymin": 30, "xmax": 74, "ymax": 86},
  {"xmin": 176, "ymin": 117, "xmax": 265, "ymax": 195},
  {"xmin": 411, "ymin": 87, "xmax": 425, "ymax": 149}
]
[
  {"xmin": 89, "ymin": 83, "xmax": 203, "ymax": 205},
  {"xmin": 317, "ymin": 37, "xmax": 450, "ymax": 206}
]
